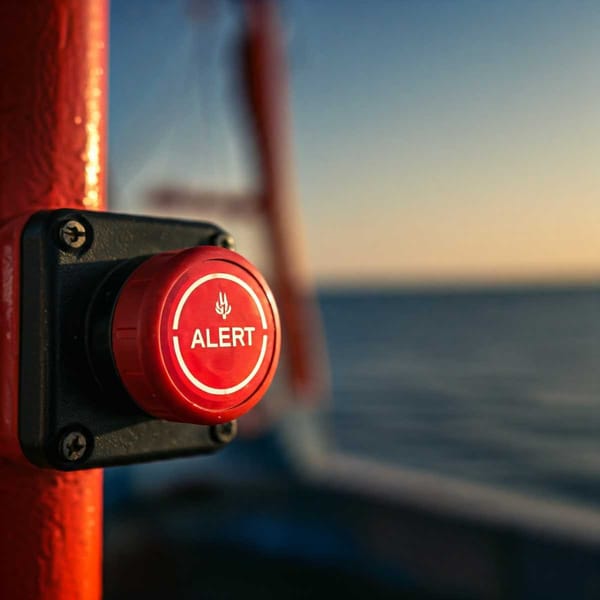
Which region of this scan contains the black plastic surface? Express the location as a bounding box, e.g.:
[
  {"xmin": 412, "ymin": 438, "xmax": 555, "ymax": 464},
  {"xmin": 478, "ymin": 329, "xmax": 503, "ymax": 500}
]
[{"xmin": 19, "ymin": 209, "xmax": 237, "ymax": 470}]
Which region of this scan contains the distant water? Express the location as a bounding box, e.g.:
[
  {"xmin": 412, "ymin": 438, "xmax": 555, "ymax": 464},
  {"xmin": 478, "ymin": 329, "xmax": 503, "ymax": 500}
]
[{"xmin": 319, "ymin": 286, "xmax": 600, "ymax": 508}]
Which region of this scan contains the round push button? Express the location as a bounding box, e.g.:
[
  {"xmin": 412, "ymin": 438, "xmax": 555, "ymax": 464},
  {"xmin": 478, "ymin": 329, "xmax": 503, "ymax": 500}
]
[{"xmin": 111, "ymin": 246, "xmax": 281, "ymax": 425}]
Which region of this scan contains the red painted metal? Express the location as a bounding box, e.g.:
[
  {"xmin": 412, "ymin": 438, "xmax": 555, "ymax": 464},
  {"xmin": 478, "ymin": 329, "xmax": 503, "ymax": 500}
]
[
  {"xmin": 0, "ymin": 1, "xmax": 107, "ymax": 598},
  {"xmin": 241, "ymin": 0, "xmax": 329, "ymax": 403}
]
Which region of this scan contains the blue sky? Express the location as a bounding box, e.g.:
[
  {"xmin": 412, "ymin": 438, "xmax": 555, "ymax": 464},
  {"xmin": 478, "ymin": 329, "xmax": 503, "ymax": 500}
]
[{"xmin": 110, "ymin": 1, "xmax": 600, "ymax": 285}]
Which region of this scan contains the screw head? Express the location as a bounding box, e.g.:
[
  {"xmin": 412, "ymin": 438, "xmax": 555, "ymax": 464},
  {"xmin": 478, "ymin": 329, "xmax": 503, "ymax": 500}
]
[
  {"xmin": 59, "ymin": 430, "xmax": 88, "ymax": 462},
  {"xmin": 210, "ymin": 421, "xmax": 238, "ymax": 444},
  {"xmin": 59, "ymin": 219, "xmax": 87, "ymax": 249},
  {"xmin": 211, "ymin": 232, "xmax": 236, "ymax": 250}
]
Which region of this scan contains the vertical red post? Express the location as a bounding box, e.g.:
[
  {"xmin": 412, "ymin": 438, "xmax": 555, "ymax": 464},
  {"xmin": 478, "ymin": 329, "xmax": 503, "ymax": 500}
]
[
  {"xmin": 242, "ymin": 0, "xmax": 328, "ymax": 403},
  {"xmin": 0, "ymin": 1, "xmax": 108, "ymax": 598}
]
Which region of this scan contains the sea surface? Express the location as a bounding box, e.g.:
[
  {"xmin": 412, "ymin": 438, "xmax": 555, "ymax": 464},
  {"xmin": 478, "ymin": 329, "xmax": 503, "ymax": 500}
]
[{"xmin": 319, "ymin": 286, "xmax": 600, "ymax": 508}]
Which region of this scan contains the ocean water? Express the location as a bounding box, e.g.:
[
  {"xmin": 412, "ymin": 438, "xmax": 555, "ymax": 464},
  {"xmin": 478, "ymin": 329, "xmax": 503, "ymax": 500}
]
[{"xmin": 319, "ymin": 286, "xmax": 600, "ymax": 508}]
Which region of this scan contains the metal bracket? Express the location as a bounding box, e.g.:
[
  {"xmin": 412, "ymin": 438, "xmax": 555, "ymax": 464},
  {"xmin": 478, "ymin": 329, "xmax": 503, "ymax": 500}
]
[{"xmin": 19, "ymin": 209, "xmax": 238, "ymax": 470}]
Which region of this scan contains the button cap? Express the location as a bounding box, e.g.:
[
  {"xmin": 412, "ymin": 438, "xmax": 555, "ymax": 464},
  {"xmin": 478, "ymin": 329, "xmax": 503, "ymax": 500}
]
[{"xmin": 111, "ymin": 246, "xmax": 281, "ymax": 425}]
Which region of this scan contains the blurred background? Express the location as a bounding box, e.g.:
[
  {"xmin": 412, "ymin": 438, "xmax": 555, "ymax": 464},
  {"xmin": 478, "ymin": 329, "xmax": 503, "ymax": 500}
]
[{"xmin": 105, "ymin": 1, "xmax": 600, "ymax": 598}]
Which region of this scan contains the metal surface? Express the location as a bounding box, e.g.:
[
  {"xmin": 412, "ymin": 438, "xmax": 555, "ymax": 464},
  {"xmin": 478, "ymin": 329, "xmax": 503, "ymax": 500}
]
[
  {"xmin": 59, "ymin": 430, "xmax": 89, "ymax": 462},
  {"xmin": 210, "ymin": 421, "xmax": 239, "ymax": 444},
  {"xmin": 0, "ymin": 0, "xmax": 107, "ymax": 598},
  {"xmin": 58, "ymin": 219, "xmax": 88, "ymax": 249},
  {"xmin": 241, "ymin": 0, "xmax": 329, "ymax": 403}
]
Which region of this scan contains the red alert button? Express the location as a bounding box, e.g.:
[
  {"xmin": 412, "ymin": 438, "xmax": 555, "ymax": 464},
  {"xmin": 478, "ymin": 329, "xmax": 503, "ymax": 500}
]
[{"xmin": 111, "ymin": 246, "xmax": 281, "ymax": 425}]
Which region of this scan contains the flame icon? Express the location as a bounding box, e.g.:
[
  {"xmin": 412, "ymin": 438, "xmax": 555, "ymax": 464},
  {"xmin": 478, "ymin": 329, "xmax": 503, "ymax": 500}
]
[{"xmin": 215, "ymin": 291, "xmax": 232, "ymax": 320}]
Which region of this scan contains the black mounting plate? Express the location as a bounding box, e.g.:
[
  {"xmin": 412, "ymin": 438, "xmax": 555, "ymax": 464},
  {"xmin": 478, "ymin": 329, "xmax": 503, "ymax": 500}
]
[{"xmin": 19, "ymin": 209, "xmax": 237, "ymax": 470}]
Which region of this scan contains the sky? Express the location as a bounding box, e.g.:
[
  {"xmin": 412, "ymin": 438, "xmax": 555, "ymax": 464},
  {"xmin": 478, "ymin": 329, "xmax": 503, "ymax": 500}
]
[{"xmin": 110, "ymin": 0, "xmax": 600, "ymax": 286}]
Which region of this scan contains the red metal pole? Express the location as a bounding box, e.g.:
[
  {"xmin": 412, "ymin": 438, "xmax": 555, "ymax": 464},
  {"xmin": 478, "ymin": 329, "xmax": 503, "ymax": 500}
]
[
  {"xmin": 241, "ymin": 0, "xmax": 329, "ymax": 403},
  {"xmin": 0, "ymin": 1, "xmax": 108, "ymax": 598}
]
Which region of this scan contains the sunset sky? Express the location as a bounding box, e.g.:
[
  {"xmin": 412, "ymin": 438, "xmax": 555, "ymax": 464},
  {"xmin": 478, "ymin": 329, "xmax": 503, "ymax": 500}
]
[{"xmin": 110, "ymin": 1, "xmax": 600, "ymax": 286}]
